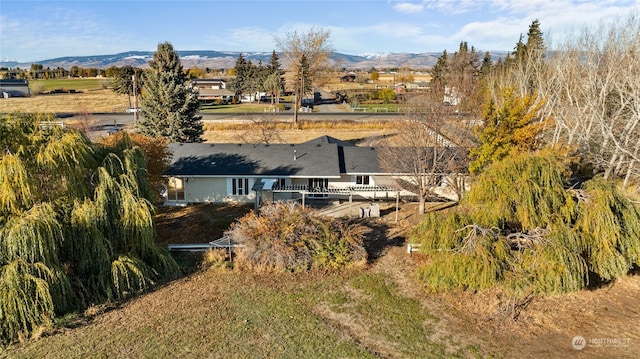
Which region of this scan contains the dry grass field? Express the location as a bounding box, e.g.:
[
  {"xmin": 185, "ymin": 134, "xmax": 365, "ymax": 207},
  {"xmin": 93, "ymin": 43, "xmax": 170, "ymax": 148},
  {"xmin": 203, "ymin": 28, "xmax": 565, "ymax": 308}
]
[
  {"xmin": 0, "ymin": 90, "xmax": 130, "ymax": 113},
  {"xmin": 202, "ymin": 120, "xmax": 399, "ymax": 144},
  {"xmin": 0, "ymin": 74, "xmax": 426, "ymax": 114}
]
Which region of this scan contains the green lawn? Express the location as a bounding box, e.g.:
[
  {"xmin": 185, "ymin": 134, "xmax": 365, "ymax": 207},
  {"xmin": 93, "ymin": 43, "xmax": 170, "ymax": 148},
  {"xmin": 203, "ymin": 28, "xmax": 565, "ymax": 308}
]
[
  {"xmin": 200, "ymin": 102, "xmax": 288, "ymax": 113},
  {"xmin": 29, "ymin": 78, "xmax": 111, "ymax": 92},
  {"xmin": 3, "ymin": 269, "xmax": 486, "ymax": 358},
  {"xmin": 356, "ymin": 103, "xmax": 402, "ymax": 112}
]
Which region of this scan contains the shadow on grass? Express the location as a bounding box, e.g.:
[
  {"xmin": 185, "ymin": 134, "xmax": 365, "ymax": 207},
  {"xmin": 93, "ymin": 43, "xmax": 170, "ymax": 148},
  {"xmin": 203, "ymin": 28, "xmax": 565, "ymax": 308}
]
[{"xmin": 360, "ymin": 219, "xmax": 406, "ymax": 263}]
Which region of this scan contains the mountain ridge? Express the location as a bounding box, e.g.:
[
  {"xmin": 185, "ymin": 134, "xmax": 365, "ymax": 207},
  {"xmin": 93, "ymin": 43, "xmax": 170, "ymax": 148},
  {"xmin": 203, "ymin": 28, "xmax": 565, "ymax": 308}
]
[{"xmin": 1, "ymin": 50, "xmax": 508, "ymax": 70}]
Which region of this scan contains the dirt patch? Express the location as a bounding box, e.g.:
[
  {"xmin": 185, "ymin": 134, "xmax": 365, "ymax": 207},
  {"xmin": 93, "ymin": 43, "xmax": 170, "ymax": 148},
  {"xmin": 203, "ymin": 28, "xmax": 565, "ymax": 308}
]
[{"xmin": 154, "ymin": 203, "xmax": 253, "ymax": 245}]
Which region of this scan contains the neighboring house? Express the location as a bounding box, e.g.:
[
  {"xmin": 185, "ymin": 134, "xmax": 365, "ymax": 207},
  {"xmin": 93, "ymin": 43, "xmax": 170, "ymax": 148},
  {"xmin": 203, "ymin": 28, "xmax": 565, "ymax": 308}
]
[
  {"xmin": 340, "ymin": 74, "xmax": 356, "ymax": 82},
  {"xmin": 443, "ymin": 86, "xmax": 460, "ymax": 106},
  {"xmin": 193, "ymin": 78, "xmax": 234, "ymax": 102},
  {"xmin": 163, "ymin": 136, "xmax": 409, "ymax": 207},
  {"xmin": 393, "ymin": 83, "xmax": 406, "ymax": 94},
  {"xmin": 0, "ymin": 79, "xmax": 30, "ymax": 98},
  {"xmin": 193, "ymin": 78, "xmax": 227, "ymax": 89},
  {"xmin": 405, "ymin": 82, "xmax": 430, "ymax": 90}
]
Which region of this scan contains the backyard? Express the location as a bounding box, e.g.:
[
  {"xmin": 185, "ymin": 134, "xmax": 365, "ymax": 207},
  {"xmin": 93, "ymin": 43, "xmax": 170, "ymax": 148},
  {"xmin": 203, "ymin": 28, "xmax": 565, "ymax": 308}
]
[{"xmin": 3, "ymin": 203, "xmax": 638, "ymax": 358}]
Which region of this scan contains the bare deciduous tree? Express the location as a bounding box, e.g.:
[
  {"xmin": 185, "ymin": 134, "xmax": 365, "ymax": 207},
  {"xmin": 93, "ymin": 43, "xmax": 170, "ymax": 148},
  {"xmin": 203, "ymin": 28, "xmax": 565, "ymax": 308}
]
[
  {"xmin": 233, "ymin": 113, "xmax": 284, "ymax": 145},
  {"xmin": 275, "ymin": 27, "xmax": 333, "ymax": 123},
  {"xmin": 376, "ymin": 93, "xmax": 469, "ymax": 214},
  {"xmin": 544, "ymin": 14, "xmax": 640, "ymax": 189}
]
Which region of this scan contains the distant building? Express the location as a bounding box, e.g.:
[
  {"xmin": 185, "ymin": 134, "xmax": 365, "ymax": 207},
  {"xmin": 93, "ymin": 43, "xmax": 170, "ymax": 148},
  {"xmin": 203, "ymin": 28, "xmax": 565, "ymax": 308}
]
[
  {"xmin": 0, "ymin": 79, "xmax": 30, "ymax": 98},
  {"xmin": 444, "ymin": 86, "xmax": 460, "ymax": 106},
  {"xmin": 340, "ymin": 74, "xmax": 356, "ymax": 82},
  {"xmin": 192, "ymin": 78, "xmax": 233, "ymax": 103}
]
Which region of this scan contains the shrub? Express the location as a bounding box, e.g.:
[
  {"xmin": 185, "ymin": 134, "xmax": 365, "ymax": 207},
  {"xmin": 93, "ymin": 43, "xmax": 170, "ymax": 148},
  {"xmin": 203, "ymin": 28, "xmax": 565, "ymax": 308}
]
[
  {"xmin": 228, "ymin": 202, "xmax": 367, "ymax": 272},
  {"xmin": 201, "ymin": 249, "xmax": 232, "ymax": 271},
  {"xmin": 411, "ymin": 151, "xmax": 640, "ymax": 294}
]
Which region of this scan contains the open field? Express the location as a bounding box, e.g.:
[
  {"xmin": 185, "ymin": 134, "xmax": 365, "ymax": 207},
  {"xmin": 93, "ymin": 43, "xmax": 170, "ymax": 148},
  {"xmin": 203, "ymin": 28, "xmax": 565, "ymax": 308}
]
[
  {"xmin": 0, "ymin": 89, "xmax": 130, "ymax": 113},
  {"xmin": 3, "ymin": 203, "xmax": 639, "ymax": 358},
  {"xmin": 201, "ymin": 120, "xmax": 399, "ymax": 144},
  {"xmin": 0, "ymin": 77, "xmax": 400, "ymax": 114},
  {"xmin": 29, "ymin": 78, "xmax": 111, "ymax": 92}
]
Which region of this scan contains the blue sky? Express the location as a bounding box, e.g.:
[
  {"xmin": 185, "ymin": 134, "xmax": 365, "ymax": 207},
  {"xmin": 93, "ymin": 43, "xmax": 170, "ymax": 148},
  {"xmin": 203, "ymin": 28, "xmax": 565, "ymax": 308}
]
[{"xmin": 1, "ymin": 0, "xmax": 638, "ymax": 62}]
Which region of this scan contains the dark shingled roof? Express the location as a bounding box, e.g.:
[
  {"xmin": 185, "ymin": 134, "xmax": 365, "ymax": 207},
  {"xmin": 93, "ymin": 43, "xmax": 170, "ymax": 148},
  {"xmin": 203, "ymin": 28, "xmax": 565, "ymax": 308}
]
[
  {"xmin": 341, "ymin": 146, "xmax": 382, "ymax": 174},
  {"xmin": 165, "ymin": 136, "xmax": 384, "ymax": 178},
  {"xmin": 166, "ymin": 138, "xmax": 344, "ymax": 178}
]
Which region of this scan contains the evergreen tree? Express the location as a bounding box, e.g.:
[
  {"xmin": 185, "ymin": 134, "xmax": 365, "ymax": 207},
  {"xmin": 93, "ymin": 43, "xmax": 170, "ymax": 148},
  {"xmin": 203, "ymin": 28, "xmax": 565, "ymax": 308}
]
[
  {"xmin": 228, "ymin": 54, "xmax": 249, "ymax": 102},
  {"xmin": 480, "ymin": 51, "xmax": 493, "ymax": 76},
  {"xmin": 512, "ymin": 34, "xmax": 527, "ymax": 64},
  {"xmin": 430, "ymin": 50, "xmax": 448, "ymax": 88},
  {"xmin": 525, "ymin": 19, "xmax": 545, "ymax": 55},
  {"xmin": 110, "ymin": 66, "xmax": 144, "ymax": 109},
  {"xmin": 263, "ymin": 50, "xmax": 284, "ymax": 104},
  {"xmin": 137, "ymin": 42, "xmax": 203, "ymax": 143},
  {"xmin": 298, "ymin": 54, "xmax": 312, "ymax": 99}
]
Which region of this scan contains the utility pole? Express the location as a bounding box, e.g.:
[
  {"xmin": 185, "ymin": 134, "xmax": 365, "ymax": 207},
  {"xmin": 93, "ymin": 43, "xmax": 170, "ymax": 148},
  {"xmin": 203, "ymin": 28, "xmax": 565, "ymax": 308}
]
[
  {"xmin": 293, "ymin": 66, "xmax": 303, "ymax": 126},
  {"xmin": 132, "ymin": 74, "xmax": 138, "ymax": 124}
]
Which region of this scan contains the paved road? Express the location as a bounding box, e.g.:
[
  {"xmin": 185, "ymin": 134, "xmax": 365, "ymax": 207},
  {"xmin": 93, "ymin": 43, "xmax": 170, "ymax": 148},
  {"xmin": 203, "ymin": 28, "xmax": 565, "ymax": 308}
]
[{"xmin": 60, "ymin": 88, "xmax": 404, "ymax": 137}]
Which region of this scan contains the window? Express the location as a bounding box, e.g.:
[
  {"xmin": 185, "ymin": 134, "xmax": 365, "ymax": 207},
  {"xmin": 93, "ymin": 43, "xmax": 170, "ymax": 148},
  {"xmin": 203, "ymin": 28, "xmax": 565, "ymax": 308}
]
[
  {"xmin": 356, "ymin": 175, "xmax": 370, "ymax": 185},
  {"xmin": 232, "ymin": 178, "xmax": 250, "ymax": 195},
  {"xmin": 167, "ymin": 177, "xmax": 185, "ymax": 201}
]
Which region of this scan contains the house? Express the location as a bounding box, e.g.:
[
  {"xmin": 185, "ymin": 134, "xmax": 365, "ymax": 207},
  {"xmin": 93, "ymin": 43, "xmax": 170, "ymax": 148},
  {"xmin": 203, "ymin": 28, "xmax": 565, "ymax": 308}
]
[
  {"xmin": 163, "ymin": 136, "xmax": 470, "ymax": 210},
  {"xmin": 443, "ymin": 86, "xmax": 460, "ymax": 106},
  {"xmin": 163, "ymin": 136, "xmax": 407, "ymax": 207},
  {"xmin": 193, "ymin": 78, "xmax": 227, "ymax": 89},
  {"xmin": 340, "ymin": 74, "xmax": 356, "ymax": 82},
  {"xmin": 193, "ymin": 78, "xmax": 234, "ymax": 103},
  {"xmin": 0, "ymin": 79, "xmax": 30, "ymax": 98}
]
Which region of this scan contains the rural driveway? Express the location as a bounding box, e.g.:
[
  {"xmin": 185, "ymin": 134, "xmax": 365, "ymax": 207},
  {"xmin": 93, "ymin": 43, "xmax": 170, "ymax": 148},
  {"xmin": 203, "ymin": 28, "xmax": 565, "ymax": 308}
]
[{"xmin": 313, "ymin": 87, "xmax": 348, "ymax": 113}]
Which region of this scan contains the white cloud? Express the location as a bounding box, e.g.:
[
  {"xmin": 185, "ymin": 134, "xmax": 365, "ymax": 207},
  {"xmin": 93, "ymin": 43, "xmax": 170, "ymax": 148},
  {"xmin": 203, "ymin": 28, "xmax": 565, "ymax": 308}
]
[
  {"xmin": 1, "ymin": 6, "xmax": 136, "ymax": 61},
  {"xmin": 393, "ymin": 2, "xmax": 424, "ymax": 14},
  {"xmin": 420, "ymin": 0, "xmax": 483, "ymax": 14}
]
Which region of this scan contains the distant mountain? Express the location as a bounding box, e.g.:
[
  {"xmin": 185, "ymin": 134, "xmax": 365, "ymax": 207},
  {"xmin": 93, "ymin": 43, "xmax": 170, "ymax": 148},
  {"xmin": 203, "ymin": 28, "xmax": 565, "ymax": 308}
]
[
  {"xmin": 1, "ymin": 50, "xmax": 510, "ymax": 71},
  {"xmin": 0, "ymin": 51, "xmax": 447, "ymax": 70}
]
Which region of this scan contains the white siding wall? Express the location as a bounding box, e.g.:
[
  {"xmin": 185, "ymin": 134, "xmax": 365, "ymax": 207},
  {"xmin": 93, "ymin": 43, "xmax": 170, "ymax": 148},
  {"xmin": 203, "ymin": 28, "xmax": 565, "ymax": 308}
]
[{"xmin": 185, "ymin": 177, "xmax": 228, "ymax": 203}]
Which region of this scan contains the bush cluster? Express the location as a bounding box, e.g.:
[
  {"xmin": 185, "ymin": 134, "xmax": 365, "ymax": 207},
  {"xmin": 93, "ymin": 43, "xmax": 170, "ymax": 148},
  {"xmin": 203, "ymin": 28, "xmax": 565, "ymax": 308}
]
[
  {"xmin": 412, "ymin": 151, "xmax": 640, "ymax": 294},
  {"xmin": 228, "ymin": 202, "xmax": 367, "ymax": 272}
]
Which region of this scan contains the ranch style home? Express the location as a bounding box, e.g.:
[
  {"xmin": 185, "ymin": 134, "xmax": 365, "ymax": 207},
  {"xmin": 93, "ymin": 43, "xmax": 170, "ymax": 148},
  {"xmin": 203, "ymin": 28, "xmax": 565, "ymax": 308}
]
[
  {"xmin": 164, "ymin": 136, "xmax": 403, "ymax": 207},
  {"xmin": 163, "ymin": 136, "xmax": 467, "ymax": 208}
]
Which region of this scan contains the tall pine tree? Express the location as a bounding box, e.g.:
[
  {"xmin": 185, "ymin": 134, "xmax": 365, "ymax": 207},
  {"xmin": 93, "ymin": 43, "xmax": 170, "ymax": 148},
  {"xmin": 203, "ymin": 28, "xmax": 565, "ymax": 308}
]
[
  {"xmin": 137, "ymin": 42, "xmax": 203, "ymax": 143},
  {"xmin": 228, "ymin": 54, "xmax": 251, "ymax": 103}
]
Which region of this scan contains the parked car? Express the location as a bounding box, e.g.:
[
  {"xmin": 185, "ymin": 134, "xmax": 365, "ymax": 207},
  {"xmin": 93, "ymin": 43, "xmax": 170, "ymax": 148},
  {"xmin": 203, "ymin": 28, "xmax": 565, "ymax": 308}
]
[
  {"xmin": 106, "ymin": 126, "xmax": 122, "ymax": 135},
  {"xmin": 125, "ymin": 108, "xmax": 140, "ymax": 113}
]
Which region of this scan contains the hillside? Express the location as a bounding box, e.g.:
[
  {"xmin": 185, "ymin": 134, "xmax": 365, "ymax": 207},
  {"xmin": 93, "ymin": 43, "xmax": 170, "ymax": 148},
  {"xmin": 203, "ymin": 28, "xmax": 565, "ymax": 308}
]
[{"xmin": 0, "ymin": 50, "xmax": 505, "ymax": 71}]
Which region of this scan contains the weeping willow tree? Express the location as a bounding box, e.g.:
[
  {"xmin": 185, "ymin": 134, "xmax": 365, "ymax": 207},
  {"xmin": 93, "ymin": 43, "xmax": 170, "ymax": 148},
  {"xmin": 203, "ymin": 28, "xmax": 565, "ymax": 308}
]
[
  {"xmin": 413, "ymin": 150, "xmax": 640, "ymax": 294},
  {"xmin": 0, "ymin": 113, "xmax": 178, "ymax": 345}
]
